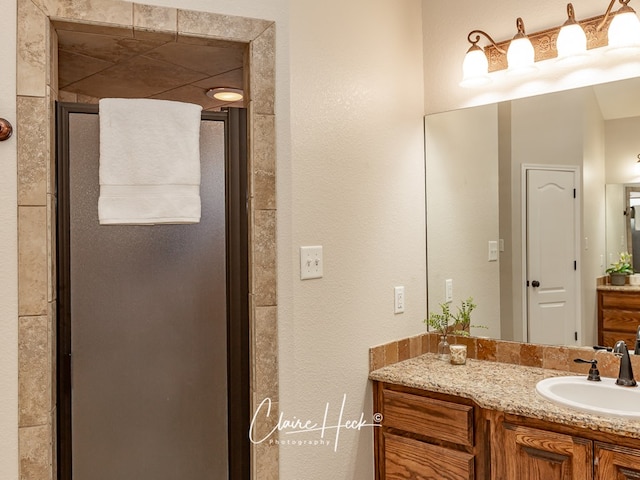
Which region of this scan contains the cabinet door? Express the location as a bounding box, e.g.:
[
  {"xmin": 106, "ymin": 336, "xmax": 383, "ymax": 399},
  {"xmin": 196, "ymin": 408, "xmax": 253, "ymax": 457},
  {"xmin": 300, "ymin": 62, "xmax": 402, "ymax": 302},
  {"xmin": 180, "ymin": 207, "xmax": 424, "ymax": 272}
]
[
  {"xmin": 595, "ymin": 442, "xmax": 640, "ymax": 479},
  {"xmin": 384, "ymin": 433, "xmax": 474, "ymax": 480},
  {"xmin": 503, "ymin": 423, "xmax": 592, "ymax": 480}
]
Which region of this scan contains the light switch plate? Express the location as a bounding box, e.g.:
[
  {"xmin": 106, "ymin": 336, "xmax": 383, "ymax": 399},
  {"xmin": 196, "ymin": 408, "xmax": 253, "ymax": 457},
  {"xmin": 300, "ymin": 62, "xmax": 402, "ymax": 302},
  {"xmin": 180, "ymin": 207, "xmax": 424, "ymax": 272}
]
[
  {"xmin": 300, "ymin": 246, "xmax": 323, "ymax": 280},
  {"xmin": 488, "ymin": 240, "xmax": 498, "ymax": 262},
  {"xmin": 394, "ymin": 286, "xmax": 405, "ymax": 314}
]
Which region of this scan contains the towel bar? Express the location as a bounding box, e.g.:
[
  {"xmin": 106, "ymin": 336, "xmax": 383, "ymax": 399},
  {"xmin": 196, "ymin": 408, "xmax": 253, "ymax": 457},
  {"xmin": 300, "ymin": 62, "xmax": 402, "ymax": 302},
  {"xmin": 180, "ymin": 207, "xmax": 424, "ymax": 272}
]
[{"xmin": 0, "ymin": 118, "xmax": 12, "ymax": 141}]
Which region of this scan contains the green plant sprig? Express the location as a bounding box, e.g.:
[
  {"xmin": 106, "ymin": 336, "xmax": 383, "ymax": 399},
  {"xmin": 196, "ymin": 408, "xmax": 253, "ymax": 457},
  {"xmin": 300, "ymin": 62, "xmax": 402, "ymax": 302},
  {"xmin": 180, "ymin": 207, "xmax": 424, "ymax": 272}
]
[
  {"xmin": 425, "ymin": 297, "xmax": 485, "ymax": 337},
  {"xmin": 451, "ymin": 297, "xmax": 477, "ymax": 336},
  {"xmin": 424, "ymin": 301, "xmax": 453, "ymax": 336}
]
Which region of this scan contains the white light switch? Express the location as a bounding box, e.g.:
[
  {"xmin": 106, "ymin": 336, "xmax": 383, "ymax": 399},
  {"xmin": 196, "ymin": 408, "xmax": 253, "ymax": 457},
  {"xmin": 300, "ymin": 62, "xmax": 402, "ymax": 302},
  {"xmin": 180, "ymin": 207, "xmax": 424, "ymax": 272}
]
[
  {"xmin": 300, "ymin": 246, "xmax": 323, "ymax": 280},
  {"xmin": 488, "ymin": 240, "xmax": 498, "ymax": 262},
  {"xmin": 445, "ymin": 279, "xmax": 453, "ymax": 303},
  {"xmin": 394, "ymin": 286, "xmax": 405, "ymax": 314}
]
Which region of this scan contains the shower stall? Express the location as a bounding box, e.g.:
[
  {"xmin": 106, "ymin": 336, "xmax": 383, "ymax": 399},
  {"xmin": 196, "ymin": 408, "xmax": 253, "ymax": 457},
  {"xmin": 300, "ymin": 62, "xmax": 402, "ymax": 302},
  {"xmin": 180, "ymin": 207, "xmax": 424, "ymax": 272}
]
[{"xmin": 55, "ymin": 103, "xmax": 249, "ymax": 479}]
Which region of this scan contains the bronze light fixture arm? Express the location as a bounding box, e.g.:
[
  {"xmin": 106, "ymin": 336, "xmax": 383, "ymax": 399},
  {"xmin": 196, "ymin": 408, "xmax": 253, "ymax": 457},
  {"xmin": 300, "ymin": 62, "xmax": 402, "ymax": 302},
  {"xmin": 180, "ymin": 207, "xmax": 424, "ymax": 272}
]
[
  {"xmin": 513, "ymin": 17, "xmax": 527, "ymax": 39},
  {"xmin": 565, "ymin": 3, "xmax": 578, "ymax": 26},
  {"xmin": 466, "ymin": 29, "xmax": 506, "ymax": 54},
  {"xmin": 597, "ymin": 0, "xmax": 631, "ymax": 31}
]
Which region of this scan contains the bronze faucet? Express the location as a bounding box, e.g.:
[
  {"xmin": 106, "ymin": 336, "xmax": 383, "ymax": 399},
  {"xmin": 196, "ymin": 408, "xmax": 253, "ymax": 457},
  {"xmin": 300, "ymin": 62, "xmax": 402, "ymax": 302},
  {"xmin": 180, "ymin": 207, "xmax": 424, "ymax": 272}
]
[{"xmin": 613, "ymin": 340, "xmax": 637, "ymax": 387}]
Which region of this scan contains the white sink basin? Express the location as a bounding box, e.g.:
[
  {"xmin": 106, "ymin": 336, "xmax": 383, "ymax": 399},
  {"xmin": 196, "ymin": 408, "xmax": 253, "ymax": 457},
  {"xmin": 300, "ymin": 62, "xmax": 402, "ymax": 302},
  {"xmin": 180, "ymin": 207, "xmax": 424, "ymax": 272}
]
[{"xmin": 536, "ymin": 376, "xmax": 640, "ymax": 419}]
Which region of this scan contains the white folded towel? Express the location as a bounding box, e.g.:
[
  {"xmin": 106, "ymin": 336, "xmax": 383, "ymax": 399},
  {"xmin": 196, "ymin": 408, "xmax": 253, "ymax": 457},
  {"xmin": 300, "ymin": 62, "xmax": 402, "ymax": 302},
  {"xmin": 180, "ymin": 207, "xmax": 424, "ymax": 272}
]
[
  {"xmin": 635, "ymin": 205, "xmax": 640, "ymax": 231},
  {"xmin": 98, "ymin": 98, "xmax": 203, "ymax": 225}
]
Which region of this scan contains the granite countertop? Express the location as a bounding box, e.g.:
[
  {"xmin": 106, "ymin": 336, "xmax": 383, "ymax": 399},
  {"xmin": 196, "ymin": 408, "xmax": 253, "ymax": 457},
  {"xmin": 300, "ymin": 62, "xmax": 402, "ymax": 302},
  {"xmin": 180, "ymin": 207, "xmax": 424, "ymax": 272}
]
[
  {"xmin": 597, "ymin": 284, "xmax": 640, "ymax": 292},
  {"xmin": 369, "ymin": 353, "xmax": 640, "ymax": 439}
]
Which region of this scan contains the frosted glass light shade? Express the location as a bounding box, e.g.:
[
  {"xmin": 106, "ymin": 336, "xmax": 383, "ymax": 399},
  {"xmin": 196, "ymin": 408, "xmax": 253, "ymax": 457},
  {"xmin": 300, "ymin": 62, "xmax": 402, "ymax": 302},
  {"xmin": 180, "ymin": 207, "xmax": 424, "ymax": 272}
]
[
  {"xmin": 608, "ymin": 8, "xmax": 640, "ymax": 49},
  {"xmin": 557, "ymin": 23, "xmax": 587, "ymax": 59},
  {"xmin": 460, "ymin": 47, "xmax": 490, "ymax": 87},
  {"xmin": 507, "ymin": 37, "xmax": 536, "ymax": 73}
]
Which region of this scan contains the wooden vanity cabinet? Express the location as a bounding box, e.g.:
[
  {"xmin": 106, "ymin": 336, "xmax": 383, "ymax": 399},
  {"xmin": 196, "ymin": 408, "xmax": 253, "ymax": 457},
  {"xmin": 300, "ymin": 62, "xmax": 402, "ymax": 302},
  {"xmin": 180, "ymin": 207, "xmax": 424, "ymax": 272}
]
[
  {"xmin": 597, "ymin": 288, "xmax": 640, "ymax": 348},
  {"xmin": 594, "ymin": 443, "xmax": 640, "ymax": 479},
  {"xmin": 494, "ymin": 414, "xmax": 640, "ymax": 480},
  {"xmin": 374, "ymin": 382, "xmax": 640, "ymax": 480},
  {"xmin": 498, "ymin": 422, "xmax": 592, "ymax": 480},
  {"xmin": 373, "ymin": 382, "xmax": 489, "ymax": 480}
]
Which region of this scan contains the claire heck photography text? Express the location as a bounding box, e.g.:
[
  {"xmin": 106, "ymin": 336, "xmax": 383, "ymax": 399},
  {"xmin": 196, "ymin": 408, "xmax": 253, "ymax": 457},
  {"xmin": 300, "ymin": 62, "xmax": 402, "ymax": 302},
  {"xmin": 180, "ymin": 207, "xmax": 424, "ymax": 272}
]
[{"xmin": 249, "ymin": 394, "xmax": 382, "ymax": 451}]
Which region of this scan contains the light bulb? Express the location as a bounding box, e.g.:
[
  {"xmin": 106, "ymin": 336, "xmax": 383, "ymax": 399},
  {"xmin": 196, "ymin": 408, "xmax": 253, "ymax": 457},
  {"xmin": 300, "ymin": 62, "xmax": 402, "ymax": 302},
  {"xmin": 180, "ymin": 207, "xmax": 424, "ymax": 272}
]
[
  {"xmin": 460, "ymin": 46, "xmax": 490, "ymax": 87},
  {"xmin": 557, "ymin": 23, "xmax": 587, "ymax": 59},
  {"xmin": 507, "ymin": 17, "xmax": 537, "ymax": 75},
  {"xmin": 557, "ymin": 3, "xmax": 587, "ymax": 61},
  {"xmin": 608, "ymin": 5, "xmax": 640, "ymax": 49},
  {"xmin": 507, "ymin": 37, "xmax": 536, "ymax": 74}
]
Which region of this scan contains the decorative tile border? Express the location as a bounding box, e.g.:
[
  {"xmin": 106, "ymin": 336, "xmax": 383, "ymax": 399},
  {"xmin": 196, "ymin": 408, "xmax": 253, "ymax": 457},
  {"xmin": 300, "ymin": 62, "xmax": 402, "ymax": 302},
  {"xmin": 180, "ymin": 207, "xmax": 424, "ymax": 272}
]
[
  {"xmin": 370, "ymin": 332, "xmax": 640, "ymax": 380},
  {"xmin": 16, "ymin": 1, "xmax": 278, "ymax": 478}
]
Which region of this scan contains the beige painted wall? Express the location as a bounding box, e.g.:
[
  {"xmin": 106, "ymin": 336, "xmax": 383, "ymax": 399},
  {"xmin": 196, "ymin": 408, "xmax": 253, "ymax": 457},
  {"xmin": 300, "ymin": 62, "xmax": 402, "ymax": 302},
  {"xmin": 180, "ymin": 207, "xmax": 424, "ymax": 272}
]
[
  {"xmin": 582, "ymin": 91, "xmax": 606, "ymax": 346},
  {"xmin": 605, "ymin": 116, "xmax": 640, "ymax": 185},
  {"xmin": 0, "ymin": 0, "xmax": 18, "ymax": 476},
  {"xmin": 283, "ymin": 2, "xmax": 425, "ymax": 478},
  {"xmin": 425, "ymin": 104, "xmax": 501, "ymax": 338}
]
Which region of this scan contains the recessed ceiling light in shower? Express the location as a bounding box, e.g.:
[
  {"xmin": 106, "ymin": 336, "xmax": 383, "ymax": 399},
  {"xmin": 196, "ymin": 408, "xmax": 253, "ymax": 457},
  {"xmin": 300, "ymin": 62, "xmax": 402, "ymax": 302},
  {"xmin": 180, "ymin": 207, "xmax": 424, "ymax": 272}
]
[{"xmin": 206, "ymin": 88, "xmax": 244, "ymax": 102}]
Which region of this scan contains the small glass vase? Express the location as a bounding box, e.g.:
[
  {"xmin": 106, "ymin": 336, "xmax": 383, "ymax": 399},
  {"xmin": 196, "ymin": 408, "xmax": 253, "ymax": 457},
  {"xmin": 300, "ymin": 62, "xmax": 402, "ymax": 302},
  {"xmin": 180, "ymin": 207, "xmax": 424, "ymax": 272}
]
[{"xmin": 437, "ymin": 334, "xmax": 451, "ymax": 361}]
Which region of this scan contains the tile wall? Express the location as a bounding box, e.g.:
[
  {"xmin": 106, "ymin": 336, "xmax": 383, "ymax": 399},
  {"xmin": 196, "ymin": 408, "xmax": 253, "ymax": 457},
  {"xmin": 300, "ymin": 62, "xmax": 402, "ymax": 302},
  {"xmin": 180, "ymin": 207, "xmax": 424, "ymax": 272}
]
[
  {"xmin": 16, "ymin": 1, "xmax": 278, "ymax": 478},
  {"xmin": 370, "ymin": 332, "xmax": 640, "ymax": 379}
]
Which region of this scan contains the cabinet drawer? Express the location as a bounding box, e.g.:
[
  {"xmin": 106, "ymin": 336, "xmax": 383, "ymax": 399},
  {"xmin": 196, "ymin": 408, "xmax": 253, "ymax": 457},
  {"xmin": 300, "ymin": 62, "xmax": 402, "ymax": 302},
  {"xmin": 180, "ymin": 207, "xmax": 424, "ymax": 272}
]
[
  {"xmin": 382, "ymin": 389, "xmax": 473, "ymax": 446},
  {"xmin": 601, "ymin": 292, "xmax": 640, "ymax": 309},
  {"xmin": 602, "ymin": 309, "xmax": 640, "ymax": 332},
  {"xmin": 384, "ymin": 432, "xmax": 474, "ymax": 480},
  {"xmin": 595, "ymin": 442, "xmax": 640, "ymax": 479},
  {"xmin": 602, "ymin": 331, "xmax": 636, "ymax": 350}
]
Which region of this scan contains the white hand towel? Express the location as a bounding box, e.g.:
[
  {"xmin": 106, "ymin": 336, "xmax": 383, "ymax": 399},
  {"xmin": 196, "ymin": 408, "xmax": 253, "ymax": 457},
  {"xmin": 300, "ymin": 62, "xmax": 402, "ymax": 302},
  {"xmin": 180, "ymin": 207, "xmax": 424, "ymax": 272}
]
[
  {"xmin": 98, "ymin": 98, "xmax": 203, "ymax": 225},
  {"xmin": 635, "ymin": 205, "xmax": 640, "ymax": 231}
]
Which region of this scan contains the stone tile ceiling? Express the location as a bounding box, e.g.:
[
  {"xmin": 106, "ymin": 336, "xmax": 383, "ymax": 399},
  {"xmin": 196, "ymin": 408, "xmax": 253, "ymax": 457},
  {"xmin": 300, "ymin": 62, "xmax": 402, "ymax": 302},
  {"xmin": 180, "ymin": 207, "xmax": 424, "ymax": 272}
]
[{"xmin": 57, "ymin": 26, "xmax": 246, "ymax": 110}]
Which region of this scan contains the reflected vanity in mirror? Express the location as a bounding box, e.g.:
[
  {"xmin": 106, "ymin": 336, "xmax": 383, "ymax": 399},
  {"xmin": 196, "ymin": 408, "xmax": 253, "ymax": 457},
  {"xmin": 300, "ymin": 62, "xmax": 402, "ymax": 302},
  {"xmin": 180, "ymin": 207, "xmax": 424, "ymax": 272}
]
[
  {"xmin": 426, "ymin": 76, "xmax": 640, "ymax": 348},
  {"xmin": 606, "ymin": 183, "xmax": 640, "ymax": 271}
]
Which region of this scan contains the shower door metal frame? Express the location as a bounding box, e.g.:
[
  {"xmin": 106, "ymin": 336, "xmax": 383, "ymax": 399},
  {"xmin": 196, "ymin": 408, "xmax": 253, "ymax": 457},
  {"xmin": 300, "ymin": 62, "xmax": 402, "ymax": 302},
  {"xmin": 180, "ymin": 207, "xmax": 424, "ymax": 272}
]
[{"xmin": 55, "ymin": 103, "xmax": 250, "ymax": 479}]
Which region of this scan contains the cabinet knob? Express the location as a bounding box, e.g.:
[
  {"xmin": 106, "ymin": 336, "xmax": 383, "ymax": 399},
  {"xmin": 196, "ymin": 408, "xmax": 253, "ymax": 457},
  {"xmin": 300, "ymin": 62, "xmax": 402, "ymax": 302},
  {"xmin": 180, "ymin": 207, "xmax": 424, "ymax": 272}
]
[{"xmin": 531, "ymin": 280, "xmax": 540, "ymax": 288}]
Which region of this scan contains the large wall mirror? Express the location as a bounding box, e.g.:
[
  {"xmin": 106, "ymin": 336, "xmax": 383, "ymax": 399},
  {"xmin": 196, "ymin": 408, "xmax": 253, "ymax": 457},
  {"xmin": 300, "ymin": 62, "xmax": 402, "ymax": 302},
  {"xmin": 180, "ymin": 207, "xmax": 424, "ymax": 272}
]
[{"xmin": 425, "ymin": 76, "xmax": 640, "ymax": 347}]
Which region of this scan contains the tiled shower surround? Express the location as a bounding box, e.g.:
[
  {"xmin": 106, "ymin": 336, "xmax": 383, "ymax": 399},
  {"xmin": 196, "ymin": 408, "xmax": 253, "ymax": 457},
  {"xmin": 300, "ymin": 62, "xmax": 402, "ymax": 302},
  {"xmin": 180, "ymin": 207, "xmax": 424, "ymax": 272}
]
[{"xmin": 16, "ymin": 1, "xmax": 277, "ymax": 478}]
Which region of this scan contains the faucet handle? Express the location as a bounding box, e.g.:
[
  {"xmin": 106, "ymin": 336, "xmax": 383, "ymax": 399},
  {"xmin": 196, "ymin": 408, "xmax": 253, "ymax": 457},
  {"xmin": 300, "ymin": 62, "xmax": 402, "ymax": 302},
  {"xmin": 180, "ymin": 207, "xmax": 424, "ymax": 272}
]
[
  {"xmin": 593, "ymin": 345, "xmax": 613, "ymax": 352},
  {"xmin": 573, "ymin": 358, "xmax": 601, "ymax": 382}
]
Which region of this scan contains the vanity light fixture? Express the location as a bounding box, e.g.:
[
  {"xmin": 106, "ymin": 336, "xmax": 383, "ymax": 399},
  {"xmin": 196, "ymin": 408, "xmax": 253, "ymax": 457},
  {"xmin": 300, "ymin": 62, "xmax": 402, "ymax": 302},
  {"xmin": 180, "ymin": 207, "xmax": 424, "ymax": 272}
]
[
  {"xmin": 557, "ymin": 3, "xmax": 588, "ymax": 61},
  {"xmin": 460, "ymin": 31, "xmax": 503, "ymax": 87},
  {"xmin": 206, "ymin": 87, "xmax": 244, "ymax": 102},
  {"xmin": 0, "ymin": 118, "xmax": 12, "ymax": 141},
  {"xmin": 506, "ymin": 18, "xmax": 536, "ymax": 74},
  {"xmin": 460, "ymin": 0, "xmax": 640, "ymax": 87},
  {"xmin": 606, "ymin": 0, "xmax": 640, "ymax": 48}
]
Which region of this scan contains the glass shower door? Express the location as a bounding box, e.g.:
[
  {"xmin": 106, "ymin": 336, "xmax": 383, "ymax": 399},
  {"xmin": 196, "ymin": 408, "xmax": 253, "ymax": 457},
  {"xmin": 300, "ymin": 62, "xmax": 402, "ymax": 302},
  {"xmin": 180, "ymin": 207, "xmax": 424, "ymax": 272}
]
[{"xmin": 67, "ymin": 112, "xmax": 228, "ymax": 479}]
